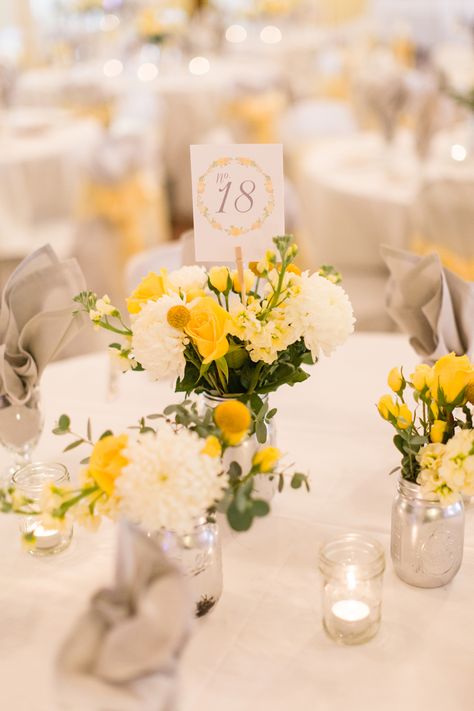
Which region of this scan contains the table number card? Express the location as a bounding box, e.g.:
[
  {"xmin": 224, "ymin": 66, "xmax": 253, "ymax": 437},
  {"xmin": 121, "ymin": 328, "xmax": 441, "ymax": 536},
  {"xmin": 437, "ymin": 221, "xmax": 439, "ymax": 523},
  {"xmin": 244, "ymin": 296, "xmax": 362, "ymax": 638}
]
[{"xmin": 190, "ymin": 144, "xmax": 285, "ymax": 262}]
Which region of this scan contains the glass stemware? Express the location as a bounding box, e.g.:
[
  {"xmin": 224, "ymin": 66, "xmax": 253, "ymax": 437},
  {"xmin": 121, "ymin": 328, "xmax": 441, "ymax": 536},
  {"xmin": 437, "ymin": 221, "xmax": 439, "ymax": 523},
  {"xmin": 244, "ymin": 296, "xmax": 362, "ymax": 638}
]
[{"xmin": 0, "ymin": 387, "xmax": 44, "ymax": 482}]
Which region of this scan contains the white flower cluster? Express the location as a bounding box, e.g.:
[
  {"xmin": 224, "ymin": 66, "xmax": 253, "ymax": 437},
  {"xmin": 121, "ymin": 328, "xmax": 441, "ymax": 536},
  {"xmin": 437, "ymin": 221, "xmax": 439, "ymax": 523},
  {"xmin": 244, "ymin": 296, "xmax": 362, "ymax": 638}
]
[
  {"xmin": 168, "ymin": 265, "xmax": 207, "ymax": 296},
  {"xmin": 417, "ymin": 429, "xmax": 474, "ymax": 503},
  {"xmin": 131, "ymin": 294, "xmax": 188, "ymax": 380},
  {"xmin": 230, "ymin": 271, "xmax": 355, "ymax": 364},
  {"xmin": 116, "ymin": 425, "xmax": 227, "ymax": 534}
]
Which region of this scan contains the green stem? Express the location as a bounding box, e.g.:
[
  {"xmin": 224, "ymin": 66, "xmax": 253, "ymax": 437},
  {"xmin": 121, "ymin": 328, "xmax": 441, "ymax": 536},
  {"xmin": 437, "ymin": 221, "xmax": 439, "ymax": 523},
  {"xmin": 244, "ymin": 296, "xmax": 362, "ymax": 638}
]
[{"xmin": 248, "ymin": 362, "xmax": 264, "ymax": 395}]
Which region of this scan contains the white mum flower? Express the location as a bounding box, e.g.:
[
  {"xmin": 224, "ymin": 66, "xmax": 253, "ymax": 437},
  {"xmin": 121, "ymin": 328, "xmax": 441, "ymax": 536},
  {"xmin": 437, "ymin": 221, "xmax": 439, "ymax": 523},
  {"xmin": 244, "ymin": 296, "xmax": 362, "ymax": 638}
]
[
  {"xmin": 168, "ymin": 265, "xmax": 207, "ymax": 296},
  {"xmin": 286, "ymin": 272, "xmax": 355, "ymax": 360},
  {"xmin": 116, "ymin": 426, "xmax": 227, "ymax": 534},
  {"xmin": 132, "ymin": 294, "xmax": 188, "ymax": 380}
]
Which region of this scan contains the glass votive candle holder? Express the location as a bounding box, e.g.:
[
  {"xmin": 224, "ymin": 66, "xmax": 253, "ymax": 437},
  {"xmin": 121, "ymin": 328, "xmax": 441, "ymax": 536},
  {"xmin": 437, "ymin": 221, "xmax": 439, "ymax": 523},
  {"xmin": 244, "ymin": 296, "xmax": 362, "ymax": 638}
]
[
  {"xmin": 12, "ymin": 462, "xmax": 73, "ymax": 556},
  {"xmin": 319, "ymin": 533, "xmax": 385, "ymax": 645}
]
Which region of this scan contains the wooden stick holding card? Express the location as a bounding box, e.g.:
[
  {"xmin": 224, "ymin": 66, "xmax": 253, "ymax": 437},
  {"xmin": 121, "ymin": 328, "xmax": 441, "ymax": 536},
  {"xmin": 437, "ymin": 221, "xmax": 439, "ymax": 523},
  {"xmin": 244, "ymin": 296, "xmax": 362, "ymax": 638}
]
[{"xmin": 234, "ymin": 245, "xmax": 247, "ymax": 306}]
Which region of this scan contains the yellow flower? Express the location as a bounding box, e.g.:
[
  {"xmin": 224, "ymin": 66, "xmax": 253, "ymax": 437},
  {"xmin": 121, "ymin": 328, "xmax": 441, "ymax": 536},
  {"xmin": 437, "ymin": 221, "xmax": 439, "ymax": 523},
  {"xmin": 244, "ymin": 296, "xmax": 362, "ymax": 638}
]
[
  {"xmin": 214, "ymin": 400, "xmax": 251, "ymax": 445},
  {"xmin": 396, "ymin": 404, "xmax": 412, "ymax": 430},
  {"xmin": 201, "ymin": 435, "xmax": 222, "ymax": 458},
  {"xmin": 388, "ymin": 367, "xmax": 404, "ymax": 393},
  {"xmin": 209, "ymin": 266, "xmax": 230, "ymax": 292},
  {"xmin": 252, "ymin": 446, "xmax": 281, "ymax": 473},
  {"xmin": 377, "ymin": 395, "xmax": 412, "ymax": 429},
  {"xmin": 427, "ymin": 353, "xmax": 474, "ymax": 404},
  {"xmin": 186, "ymin": 297, "xmax": 230, "ymax": 364},
  {"xmin": 127, "ymin": 270, "xmax": 168, "ymax": 314},
  {"xmin": 410, "ymin": 363, "xmax": 432, "ymax": 391},
  {"xmin": 377, "ymin": 394, "xmax": 398, "ymax": 420},
  {"xmin": 430, "ymin": 420, "xmax": 448, "ymax": 444},
  {"xmin": 430, "ymin": 401, "xmax": 439, "ymax": 419},
  {"xmin": 88, "ymin": 434, "xmax": 128, "ymax": 496},
  {"xmin": 232, "ymin": 269, "xmax": 255, "ymax": 293},
  {"xmin": 167, "ymin": 305, "xmax": 191, "ymax": 330}
]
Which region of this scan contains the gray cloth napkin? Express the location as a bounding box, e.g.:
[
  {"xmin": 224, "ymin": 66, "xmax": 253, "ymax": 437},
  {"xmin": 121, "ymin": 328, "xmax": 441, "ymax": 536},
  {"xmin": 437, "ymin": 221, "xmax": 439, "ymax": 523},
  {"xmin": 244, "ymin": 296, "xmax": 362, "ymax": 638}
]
[
  {"xmin": 56, "ymin": 521, "xmax": 193, "ymax": 711},
  {"xmin": 0, "ymin": 245, "xmax": 86, "ymax": 405},
  {"xmin": 381, "ymin": 244, "xmax": 474, "ymax": 363}
]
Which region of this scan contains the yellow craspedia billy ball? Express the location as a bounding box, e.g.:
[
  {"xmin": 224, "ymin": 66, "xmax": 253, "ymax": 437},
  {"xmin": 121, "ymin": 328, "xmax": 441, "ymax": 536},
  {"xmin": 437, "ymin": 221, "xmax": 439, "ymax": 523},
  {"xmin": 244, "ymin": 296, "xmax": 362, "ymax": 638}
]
[
  {"xmin": 167, "ymin": 304, "xmax": 191, "ymax": 330},
  {"xmin": 214, "ymin": 400, "xmax": 251, "ymax": 445}
]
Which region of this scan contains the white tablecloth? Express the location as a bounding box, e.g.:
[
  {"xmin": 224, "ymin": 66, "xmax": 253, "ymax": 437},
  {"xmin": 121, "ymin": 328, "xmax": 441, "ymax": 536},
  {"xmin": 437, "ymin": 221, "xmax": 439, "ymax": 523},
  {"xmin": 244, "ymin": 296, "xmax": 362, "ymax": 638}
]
[{"xmin": 0, "ymin": 333, "xmax": 473, "ymax": 710}]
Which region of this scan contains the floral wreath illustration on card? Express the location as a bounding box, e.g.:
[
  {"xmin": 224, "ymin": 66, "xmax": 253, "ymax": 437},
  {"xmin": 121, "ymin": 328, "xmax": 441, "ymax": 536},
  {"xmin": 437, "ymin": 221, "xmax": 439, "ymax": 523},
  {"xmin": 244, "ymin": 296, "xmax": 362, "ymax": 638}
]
[{"xmin": 197, "ymin": 156, "xmax": 275, "ymax": 237}]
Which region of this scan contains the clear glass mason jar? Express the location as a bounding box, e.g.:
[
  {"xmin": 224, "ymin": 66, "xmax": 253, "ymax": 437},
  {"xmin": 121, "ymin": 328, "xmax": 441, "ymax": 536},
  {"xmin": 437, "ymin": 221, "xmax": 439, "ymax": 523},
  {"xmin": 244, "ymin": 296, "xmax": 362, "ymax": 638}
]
[
  {"xmin": 201, "ymin": 393, "xmax": 278, "ymax": 503},
  {"xmin": 319, "ymin": 533, "xmax": 385, "ymax": 645},
  {"xmin": 12, "ymin": 462, "xmax": 73, "ymax": 556},
  {"xmin": 154, "ymin": 519, "xmax": 222, "ymax": 617},
  {"xmin": 391, "ymin": 477, "xmax": 464, "ymax": 588}
]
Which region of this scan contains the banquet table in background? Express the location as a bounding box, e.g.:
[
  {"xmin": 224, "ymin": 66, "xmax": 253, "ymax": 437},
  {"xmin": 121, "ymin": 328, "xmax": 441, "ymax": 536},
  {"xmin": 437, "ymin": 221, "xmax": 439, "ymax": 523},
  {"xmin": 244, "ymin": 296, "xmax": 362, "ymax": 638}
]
[
  {"xmin": 294, "ymin": 128, "xmax": 474, "ymax": 330},
  {"xmin": 0, "ymin": 333, "xmax": 473, "ymax": 711}
]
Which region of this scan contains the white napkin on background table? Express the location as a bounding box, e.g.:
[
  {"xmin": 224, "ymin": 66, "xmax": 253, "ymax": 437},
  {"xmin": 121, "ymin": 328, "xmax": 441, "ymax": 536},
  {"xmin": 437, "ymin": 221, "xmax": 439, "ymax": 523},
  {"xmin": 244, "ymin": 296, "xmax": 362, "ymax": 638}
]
[
  {"xmin": 0, "ymin": 245, "xmax": 86, "ymax": 405},
  {"xmin": 381, "ymin": 244, "xmax": 474, "ymax": 363},
  {"xmin": 57, "ymin": 521, "xmax": 193, "ymax": 711}
]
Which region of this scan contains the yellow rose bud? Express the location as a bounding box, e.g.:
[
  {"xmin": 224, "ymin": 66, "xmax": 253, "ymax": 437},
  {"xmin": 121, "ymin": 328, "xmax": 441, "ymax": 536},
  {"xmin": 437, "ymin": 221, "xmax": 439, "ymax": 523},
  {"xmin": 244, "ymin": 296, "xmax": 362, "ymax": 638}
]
[
  {"xmin": 185, "ymin": 297, "xmax": 230, "ymax": 364},
  {"xmin": 231, "ymin": 269, "xmax": 255, "ymax": 294},
  {"xmin": 209, "ymin": 266, "xmax": 230, "ymax": 293},
  {"xmin": 201, "ymin": 435, "xmax": 222, "ymax": 458},
  {"xmin": 127, "ymin": 270, "xmax": 168, "ymax": 314},
  {"xmin": 88, "ymin": 434, "xmax": 128, "ymax": 496},
  {"xmin": 252, "ymin": 446, "xmax": 281, "ymax": 473},
  {"xmin": 430, "ymin": 401, "xmax": 439, "ymax": 419},
  {"xmin": 248, "ymin": 261, "xmax": 261, "ymax": 276},
  {"xmin": 396, "ymin": 404, "xmax": 412, "ymax": 430},
  {"xmin": 214, "ymin": 400, "xmax": 251, "ymax": 445},
  {"xmin": 430, "ymin": 420, "xmax": 447, "ymax": 444},
  {"xmin": 388, "ymin": 367, "xmax": 404, "ymax": 393},
  {"xmin": 377, "ymin": 394, "xmax": 398, "ymax": 420},
  {"xmin": 410, "ymin": 363, "xmax": 432, "ymax": 392}
]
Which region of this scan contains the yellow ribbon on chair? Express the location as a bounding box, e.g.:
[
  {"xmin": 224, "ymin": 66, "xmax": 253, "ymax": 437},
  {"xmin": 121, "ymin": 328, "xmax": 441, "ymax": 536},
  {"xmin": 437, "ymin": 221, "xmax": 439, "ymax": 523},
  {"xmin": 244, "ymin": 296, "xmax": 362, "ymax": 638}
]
[
  {"xmin": 411, "ymin": 235, "xmax": 474, "ymax": 281},
  {"xmin": 227, "ymin": 91, "xmax": 286, "ymax": 144},
  {"xmin": 80, "ymin": 172, "xmax": 160, "ymax": 258}
]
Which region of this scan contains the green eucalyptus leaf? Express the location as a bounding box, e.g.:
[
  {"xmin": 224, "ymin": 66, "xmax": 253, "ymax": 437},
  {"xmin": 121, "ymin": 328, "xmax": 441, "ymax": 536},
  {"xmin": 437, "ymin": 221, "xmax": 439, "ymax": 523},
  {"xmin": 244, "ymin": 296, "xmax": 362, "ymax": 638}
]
[
  {"xmin": 58, "ymin": 414, "xmax": 70, "ymax": 430},
  {"xmin": 252, "ymin": 499, "xmax": 270, "ymax": 517},
  {"xmin": 99, "ymin": 430, "xmax": 113, "ymax": 440},
  {"xmin": 63, "ymin": 439, "xmax": 85, "ymax": 452}
]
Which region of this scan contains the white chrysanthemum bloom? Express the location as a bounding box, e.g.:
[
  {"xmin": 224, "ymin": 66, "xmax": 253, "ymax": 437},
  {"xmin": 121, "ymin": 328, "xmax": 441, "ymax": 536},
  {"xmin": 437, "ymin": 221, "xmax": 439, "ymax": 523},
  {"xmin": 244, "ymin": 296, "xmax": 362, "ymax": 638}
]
[
  {"xmin": 116, "ymin": 427, "xmax": 227, "ymax": 534},
  {"xmin": 285, "ymin": 272, "xmax": 355, "ymax": 360},
  {"xmin": 132, "ymin": 294, "xmax": 188, "ymax": 380},
  {"xmin": 168, "ymin": 265, "xmax": 207, "ymax": 296},
  {"xmin": 438, "ymin": 429, "xmax": 474, "ymax": 496}
]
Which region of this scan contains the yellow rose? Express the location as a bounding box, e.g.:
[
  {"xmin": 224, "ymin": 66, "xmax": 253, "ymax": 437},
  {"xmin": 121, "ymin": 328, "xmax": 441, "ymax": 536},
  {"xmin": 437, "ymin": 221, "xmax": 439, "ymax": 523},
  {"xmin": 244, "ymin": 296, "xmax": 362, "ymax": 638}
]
[
  {"xmin": 377, "ymin": 394, "xmax": 398, "ymax": 420},
  {"xmin": 427, "ymin": 353, "xmax": 474, "ymax": 404},
  {"xmin": 209, "ymin": 266, "xmax": 230, "ymax": 293},
  {"xmin": 214, "ymin": 400, "xmax": 251, "ymax": 445},
  {"xmin": 88, "ymin": 434, "xmax": 128, "ymax": 496},
  {"xmin": 396, "ymin": 403, "xmax": 412, "ymax": 430},
  {"xmin": 127, "ymin": 270, "xmax": 168, "ymax": 314},
  {"xmin": 430, "ymin": 401, "xmax": 439, "ymax": 419},
  {"xmin": 410, "ymin": 363, "xmax": 432, "ymax": 392},
  {"xmin": 377, "ymin": 395, "xmax": 412, "ymax": 429},
  {"xmin": 201, "ymin": 435, "xmax": 222, "ymax": 458},
  {"xmin": 186, "ymin": 297, "xmax": 230, "ymax": 364},
  {"xmin": 430, "ymin": 420, "xmax": 447, "ymax": 444},
  {"xmin": 387, "ymin": 367, "xmax": 404, "ymax": 393},
  {"xmin": 252, "ymin": 446, "xmax": 281, "ymax": 473},
  {"xmin": 232, "ymin": 269, "xmax": 255, "ymax": 294}
]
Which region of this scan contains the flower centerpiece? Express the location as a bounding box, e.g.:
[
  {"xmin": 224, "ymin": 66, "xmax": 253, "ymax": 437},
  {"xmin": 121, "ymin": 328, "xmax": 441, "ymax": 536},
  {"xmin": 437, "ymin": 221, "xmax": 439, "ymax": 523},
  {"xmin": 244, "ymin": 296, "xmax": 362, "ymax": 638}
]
[
  {"xmin": 378, "ymin": 352, "xmax": 474, "ymax": 587},
  {"xmin": 75, "ymin": 236, "xmax": 354, "ymax": 442}
]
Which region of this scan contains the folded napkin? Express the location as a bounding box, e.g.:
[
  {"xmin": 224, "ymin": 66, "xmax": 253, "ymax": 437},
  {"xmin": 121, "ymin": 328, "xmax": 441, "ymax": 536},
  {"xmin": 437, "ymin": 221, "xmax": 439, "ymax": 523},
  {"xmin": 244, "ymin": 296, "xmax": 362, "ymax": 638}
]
[
  {"xmin": 381, "ymin": 244, "xmax": 474, "ymax": 363},
  {"xmin": 57, "ymin": 521, "xmax": 193, "ymax": 711},
  {"xmin": 0, "ymin": 245, "xmax": 86, "ymax": 405}
]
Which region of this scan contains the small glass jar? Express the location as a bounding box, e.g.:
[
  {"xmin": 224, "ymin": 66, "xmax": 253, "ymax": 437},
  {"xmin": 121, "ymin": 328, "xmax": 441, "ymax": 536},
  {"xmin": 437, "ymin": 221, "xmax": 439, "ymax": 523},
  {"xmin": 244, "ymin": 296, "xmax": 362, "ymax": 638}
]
[
  {"xmin": 319, "ymin": 533, "xmax": 385, "ymax": 645},
  {"xmin": 0, "ymin": 387, "xmax": 43, "ymax": 479},
  {"xmin": 12, "ymin": 462, "xmax": 73, "ymax": 556},
  {"xmin": 154, "ymin": 519, "xmax": 222, "ymax": 617},
  {"xmin": 391, "ymin": 477, "xmax": 464, "ymax": 588}
]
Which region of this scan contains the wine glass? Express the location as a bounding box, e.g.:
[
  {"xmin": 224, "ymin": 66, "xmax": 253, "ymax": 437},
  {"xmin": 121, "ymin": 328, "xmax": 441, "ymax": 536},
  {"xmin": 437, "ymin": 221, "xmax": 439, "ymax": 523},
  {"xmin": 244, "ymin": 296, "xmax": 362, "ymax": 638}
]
[{"xmin": 0, "ymin": 387, "xmax": 44, "ymax": 483}]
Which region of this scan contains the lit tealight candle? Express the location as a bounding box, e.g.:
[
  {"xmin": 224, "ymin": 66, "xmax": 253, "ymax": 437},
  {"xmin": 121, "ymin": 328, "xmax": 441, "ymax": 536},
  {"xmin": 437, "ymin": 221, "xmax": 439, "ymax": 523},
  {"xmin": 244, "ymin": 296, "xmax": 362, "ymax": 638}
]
[
  {"xmin": 451, "ymin": 144, "xmax": 467, "ymax": 162},
  {"xmin": 260, "ymin": 25, "xmax": 282, "ymax": 45},
  {"xmin": 332, "ymin": 599, "xmax": 370, "ymax": 622},
  {"xmin": 32, "ymin": 524, "xmax": 61, "ymax": 550},
  {"xmin": 225, "ymin": 24, "xmax": 247, "ymax": 44}
]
